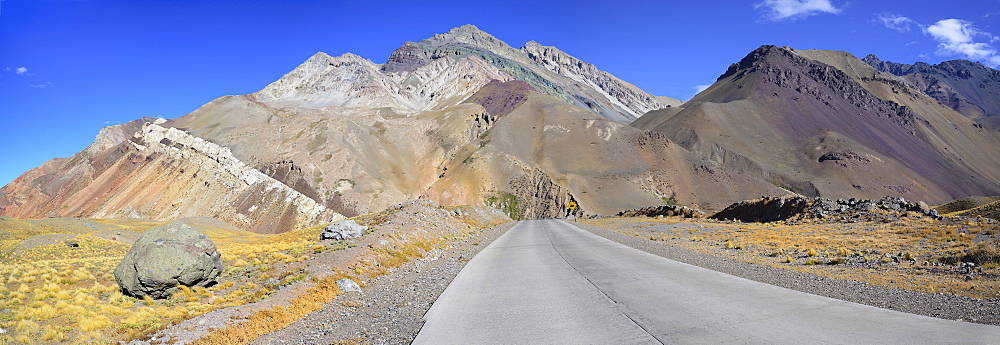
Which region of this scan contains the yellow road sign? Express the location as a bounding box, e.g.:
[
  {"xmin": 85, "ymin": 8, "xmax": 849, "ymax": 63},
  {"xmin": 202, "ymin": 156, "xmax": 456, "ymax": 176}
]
[{"xmin": 567, "ymin": 201, "xmax": 577, "ymax": 210}]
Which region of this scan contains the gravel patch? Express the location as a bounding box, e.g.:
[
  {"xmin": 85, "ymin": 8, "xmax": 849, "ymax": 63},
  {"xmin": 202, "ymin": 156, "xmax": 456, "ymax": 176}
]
[
  {"xmin": 569, "ymin": 221, "xmax": 1000, "ymax": 326},
  {"xmin": 250, "ymin": 222, "xmax": 516, "ymax": 344}
]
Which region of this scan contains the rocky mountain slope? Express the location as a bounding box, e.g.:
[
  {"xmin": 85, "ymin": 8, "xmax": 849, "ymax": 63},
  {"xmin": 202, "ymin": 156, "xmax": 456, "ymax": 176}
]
[
  {"xmin": 0, "ymin": 118, "xmax": 341, "ymax": 233},
  {"xmin": 863, "ymin": 55, "xmax": 1000, "ymax": 130},
  {"xmin": 420, "ymin": 80, "xmax": 784, "ymax": 216},
  {"xmin": 0, "ymin": 26, "xmax": 729, "ymax": 232},
  {"xmin": 254, "ymin": 25, "xmax": 680, "ymax": 123},
  {"xmin": 634, "ymin": 46, "xmax": 1000, "ymax": 204},
  {"xmin": 3, "ymin": 28, "xmax": 999, "ymax": 232}
]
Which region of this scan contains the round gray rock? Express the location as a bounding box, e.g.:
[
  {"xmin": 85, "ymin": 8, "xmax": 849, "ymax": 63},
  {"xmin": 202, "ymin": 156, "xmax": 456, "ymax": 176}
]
[
  {"xmin": 320, "ymin": 219, "xmax": 367, "ymax": 241},
  {"xmin": 336, "ymin": 278, "xmax": 362, "ymax": 293},
  {"xmin": 114, "ymin": 222, "xmax": 223, "ymax": 299}
]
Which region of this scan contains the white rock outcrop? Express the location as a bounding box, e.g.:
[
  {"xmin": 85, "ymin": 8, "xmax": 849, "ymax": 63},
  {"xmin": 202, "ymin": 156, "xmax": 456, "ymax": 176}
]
[{"xmin": 131, "ymin": 123, "xmax": 341, "ymax": 227}]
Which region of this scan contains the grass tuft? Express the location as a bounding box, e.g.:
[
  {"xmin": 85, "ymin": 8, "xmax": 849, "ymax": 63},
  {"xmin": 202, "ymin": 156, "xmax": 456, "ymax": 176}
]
[{"xmin": 804, "ymin": 259, "xmax": 824, "ymax": 266}]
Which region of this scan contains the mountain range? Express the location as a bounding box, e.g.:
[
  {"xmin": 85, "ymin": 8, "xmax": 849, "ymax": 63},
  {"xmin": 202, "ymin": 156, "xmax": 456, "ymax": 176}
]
[
  {"xmin": 863, "ymin": 55, "xmax": 1000, "ymax": 130},
  {"xmin": 2, "ymin": 25, "xmax": 998, "ymax": 233}
]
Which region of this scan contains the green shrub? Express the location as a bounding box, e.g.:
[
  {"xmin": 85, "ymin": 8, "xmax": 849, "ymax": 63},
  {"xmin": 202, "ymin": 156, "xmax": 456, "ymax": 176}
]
[
  {"xmin": 827, "ymin": 258, "xmax": 847, "ymax": 265},
  {"xmin": 485, "ymin": 192, "xmax": 520, "ymax": 220}
]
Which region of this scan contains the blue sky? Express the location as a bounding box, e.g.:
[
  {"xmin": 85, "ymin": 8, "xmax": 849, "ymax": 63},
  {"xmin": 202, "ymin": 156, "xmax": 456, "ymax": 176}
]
[{"xmin": 1, "ymin": 0, "xmax": 998, "ymax": 186}]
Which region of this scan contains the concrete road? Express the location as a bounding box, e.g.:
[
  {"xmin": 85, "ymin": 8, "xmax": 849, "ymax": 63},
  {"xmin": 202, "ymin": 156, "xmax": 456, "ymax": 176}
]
[{"xmin": 413, "ymin": 220, "xmax": 1000, "ymax": 344}]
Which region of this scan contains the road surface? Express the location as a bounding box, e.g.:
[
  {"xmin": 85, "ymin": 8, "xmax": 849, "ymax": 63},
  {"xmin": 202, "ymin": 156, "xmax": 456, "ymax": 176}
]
[{"xmin": 413, "ymin": 220, "xmax": 1000, "ymax": 344}]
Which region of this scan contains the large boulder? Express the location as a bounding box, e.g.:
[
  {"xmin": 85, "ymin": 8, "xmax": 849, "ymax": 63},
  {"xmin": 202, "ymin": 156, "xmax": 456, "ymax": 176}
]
[
  {"xmin": 320, "ymin": 220, "xmax": 367, "ymax": 241},
  {"xmin": 617, "ymin": 205, "xmax": 704, "ymax": 218},
  {"xmin": 114, "ymin": 222, "xmax": 223, "ymax": 299}
]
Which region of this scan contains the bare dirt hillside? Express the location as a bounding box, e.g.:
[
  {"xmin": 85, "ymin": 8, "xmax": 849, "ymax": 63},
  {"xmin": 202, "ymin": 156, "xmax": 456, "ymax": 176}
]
[
  {"xmin": 423, "ymin": 82, "xmax": 786, "ymax": 215},
  {"xmin": 635, "ymin": 46, "xmax": 1000, "ymax": 204}
]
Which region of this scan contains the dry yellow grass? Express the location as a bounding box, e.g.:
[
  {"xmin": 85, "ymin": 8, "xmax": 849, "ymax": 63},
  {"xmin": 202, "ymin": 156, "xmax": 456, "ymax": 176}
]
[
  {"xmin": 0, "ymin": 218, "xmax": 318, "ymax": 344},
  {"xmin": 189, "ymin": 273, "xmax": 349, "ymax": 345},
  {"xmin": 0, "ymin": 203, "xmax": 509, "ymax": 344},
  {"xmin": 583, "ymin": 216, "xmax": 1000, "ymax": 298}
]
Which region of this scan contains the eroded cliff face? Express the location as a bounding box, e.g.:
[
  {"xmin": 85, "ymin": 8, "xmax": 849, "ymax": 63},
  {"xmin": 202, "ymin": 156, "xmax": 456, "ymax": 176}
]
[
  {"xmin": 506, "ymin": 166, "xmax": 580, "ymax": 219},
  {"xmin": 0, "ymin": 121, "xmax": 342, "ymax": 233}
]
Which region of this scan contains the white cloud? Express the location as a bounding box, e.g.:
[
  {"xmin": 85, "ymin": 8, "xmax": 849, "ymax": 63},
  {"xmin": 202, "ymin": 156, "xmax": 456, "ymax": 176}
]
[
  {"xmin": 30, "ymin": 82, "xmax": 52, "ymax": 88},
  {"xmin": 877, "ymin": 14, "xmax": 921, "ymax": 33},
  {"xmin": 755, "ymin": 0, "xmax": 841, "ymax": 21},
  {"xmin": 694, "ymin": 84, "xmax": 712, "ymax": 93},
  {"xmin": 926, "ymin": 19, "xmax": 1000, "ymax": 67},
  {"xmin": 15, "ymin": 66, "xmax": 27, "ymax": 75}
]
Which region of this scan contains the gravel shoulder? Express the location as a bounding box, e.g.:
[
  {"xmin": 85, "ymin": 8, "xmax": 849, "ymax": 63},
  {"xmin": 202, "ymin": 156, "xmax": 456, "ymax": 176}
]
[
  {"xmin": 569, "ymin": 220, "xmax": 1000, "ymax": 326},
  {"xmin": 250, "ymin": 222, "xmax": 517, "ymax": 344}
]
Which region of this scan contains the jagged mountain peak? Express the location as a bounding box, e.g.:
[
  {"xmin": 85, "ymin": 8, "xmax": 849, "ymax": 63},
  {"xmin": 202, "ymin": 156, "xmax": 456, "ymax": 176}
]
[
  {"xmin": 421, "ymin": 24, "xmax": 520, "ymax": 58},
  {"xmin": 303, "ymin": 51, "xmax": 369, "ymax": 66},
  {"xmin": 863, "ymin": 54, "xmax": 995, "ymax": 77},
  {"xmin": 863, "ymin": 54, "xmax": 1000, "ymax": 129},
  {"xmin": 253, "ymin": 25, "xmax": 676, "ymax": 123},
  {"xmin": 437, "ymin": 24, "xmax": 493, "ymax": 40},
  {"xmin": 381, "ymin": 42, "xmax": 425, "ymax": 73},
  {"xmin": 520, "ymin": 40, "xmax": 575, "ymax": 63},
  {"xmin": 520, "ymin": 39, "xmax": 682, "ymax": 116},
  {"xmin": 718, "ymin": 45, "xmax": 802, "ymax": 81}
]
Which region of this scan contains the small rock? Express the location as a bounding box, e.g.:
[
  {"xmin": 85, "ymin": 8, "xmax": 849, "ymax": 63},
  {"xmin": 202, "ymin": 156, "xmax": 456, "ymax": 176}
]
[
  {"xmin": 321, "ymin": 220, "xmax": 368, "ymax": 241},
  {"xmin": 0, "ymin": 327, "xmax": 6, "ymax": 334},
  {"xmin": 64, "ymin": 240, "xmax": 80, "ymax": 248},
  {"xmin": 337, "ymin": 278, "xmax": 362, "ymax": 293}
]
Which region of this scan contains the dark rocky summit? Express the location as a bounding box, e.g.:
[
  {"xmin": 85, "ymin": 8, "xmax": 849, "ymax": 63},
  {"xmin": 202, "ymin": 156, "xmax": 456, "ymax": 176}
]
[{"xmin": 381, "ymin": 42, "xmax": 428, "ymax": 73}]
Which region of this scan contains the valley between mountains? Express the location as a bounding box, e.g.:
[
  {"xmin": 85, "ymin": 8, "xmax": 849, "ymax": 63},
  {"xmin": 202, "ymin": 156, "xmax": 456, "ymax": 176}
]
[{"xmin": 1, "ymin": 25, "xmax": 1000, "ymax": 344}]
